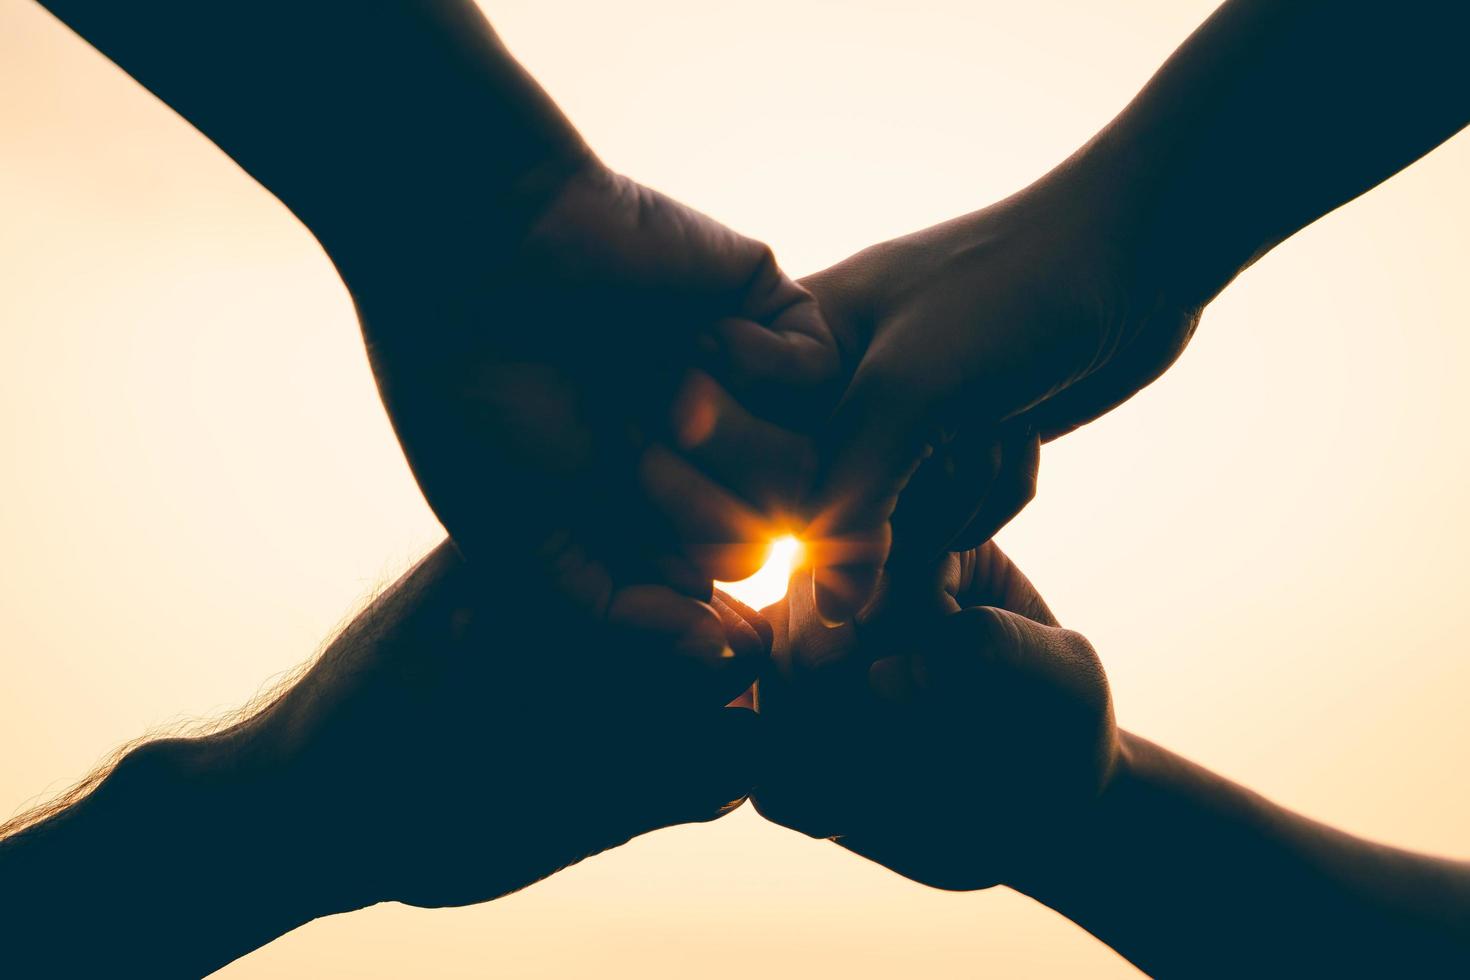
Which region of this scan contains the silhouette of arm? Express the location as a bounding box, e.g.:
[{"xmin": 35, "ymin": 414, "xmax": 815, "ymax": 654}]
[
  {"xmin": 1087, "ymin": 0, "xmax": 1470, "ymax": 311},
  {"xmin": 0, "ymin": 544, "xmax": 765, "ymax": 977},
  {"xmin": 982, "ymin": 7, "xmax": 1470, "ymax": 955},
  {"xmin": 33, "ymin": 0, "xmax": 590, "ymax": 267},
  {"xmin": 756, "ymin": 546, "xmax": 1470, "ymax": 976},
  {"xmin": 1014, "ymin": 732, "xmax": 1470, "ymax": 976},
  {"xmin": 792, "ymin": 0, "xmax": 1470, "ymax": 622},
  {"xmin": 0, "ymin": 737, "xmax": 321, "ymax": 977},
  {"xmin": 32, "ymin": 0, "xmax": 836, "ymax": 655}
]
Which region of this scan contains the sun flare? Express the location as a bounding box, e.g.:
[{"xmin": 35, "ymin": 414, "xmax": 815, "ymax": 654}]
[{"xmin": 717, "ymin": 534, "xmax": 804, "ymax": 610}]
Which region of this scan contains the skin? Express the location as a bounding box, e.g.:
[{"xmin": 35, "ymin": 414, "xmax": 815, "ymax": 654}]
[
  {"xmin": 35, "ymin": 0, "xmax": 839, "ymax": 656},
  {"xmin": 10, "ymin": 0, "xmax": 1470, "ymax": 973},
  {"xmin": 755, "ymin": 545, "xmax": 1470, "ymax": 975},
  {"xmin": 755, "ymin": 546, "xmax": 1117, "ymax": 891},
  {"xmin": 0, "ymin": 542, "xmax": 771, "ymax": 977},
  {"xmin": 786, "ymin": 0, "xmax": 1470, "ymax": 624}
]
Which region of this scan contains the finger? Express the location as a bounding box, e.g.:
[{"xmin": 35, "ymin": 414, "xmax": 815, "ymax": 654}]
[
  {"xmin": 805, "ymin": 360, "xmax": 935, "ymax": 625},
  {"xmin": 639, "ymin": 443, "xmax": 777, "ymax": 582},
  {"xmin": 700, "ymin": 252, "xmax": 843, "ymax": 429},
  {"xmin": 950, "ymin": 542, "xmax": 1058, "ymax": 627},
  {"xmin": 947, "ymin": 426, "xmax": 1041, "ymax": 550},
  {"xmin": 608, "ymin": 585, "xmax": 732, "ymax": 662},
  {"xmin": 713, "ymin": 588, "xmax": 775, "ymax": 654},
  {"xmin": 704, "ymin": 314, "xmax": 840, "ymax": 424},
  {"xmin": 735, "ymin": 250, "xmax": 841, "ymax": 382},
  {"xmin": 711, "ymin": 312, "xmax": 838, "ymax": 388},
  {"xmin": 711, "ymin": 591, "xmax": 769, "ymax": 662},
  {"xmin": 785, "ymin": 565, "xmax": 860, "ymax": 677},
  {"xmin": 808, "ymin": 527, "xmax": 891, "ymax": 631},
  {"xmin": 608, "ymin": 586, "xmax": 762, "ymax": 706},
  {"xmin": 853, "ymin": 556, "xmax": 962, "ymax": 648},
  {"xmin": 886, "ymin": 432, "xmax": 1004, "ymax": 570},
  {"xmin": 932, "ymin": 606, "xmax": 1100, "ymax": 702},
  {"xmin": 672, "ymin": 371, "xmax": 815, "ymax": 517}
]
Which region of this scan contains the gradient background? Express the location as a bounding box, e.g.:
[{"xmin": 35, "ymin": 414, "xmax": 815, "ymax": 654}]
[{"xmin": 3, "ymin": 1, "xmax": 1468, "ymax": 975}]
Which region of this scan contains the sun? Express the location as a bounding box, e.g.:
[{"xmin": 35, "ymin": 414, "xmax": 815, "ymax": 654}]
[{"xmin": 717, "ymin": 534, "xmax": 804, "ymax": 610}]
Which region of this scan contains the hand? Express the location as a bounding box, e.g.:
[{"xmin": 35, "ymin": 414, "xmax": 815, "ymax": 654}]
[
  {"xmin": 0, "ymin": 542, "xmax": 775, "ymax": 976},
  {"xmin": 353, "ymin": 158, "xmax": 838, "ymax": 657},
  {"xmin": 195, "ymin": 542, "xmax": 771, "ymax": 913},
  {"xmin": 794, "ymin": 174, "xmax": 1198, "ymax": 622},
  {"xmin": 29, "ymin": 0, "xmax": 838, "ymax": 661},
  {"xmin": 753, "ymin": 543, "xmax": 1118, "ymax": 890}
]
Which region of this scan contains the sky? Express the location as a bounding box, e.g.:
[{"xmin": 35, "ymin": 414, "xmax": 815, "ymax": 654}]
[{"xmin": 2, "ymin": 1, "xmax": 1468, "ymax": 976}]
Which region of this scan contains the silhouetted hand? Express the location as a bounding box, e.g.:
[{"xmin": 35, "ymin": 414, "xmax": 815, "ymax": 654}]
[
  {"xmin": 794, "ymin": 0, "xmax": 1470, "ymax": 627},
  {"xmin": 355, "ymin": 159, "xmax": 837, "ymax": 659},
  {"xmin": 753, "ymin": 543, "xmax": 1118, "ymax": 889},
  {"xmin": 218, "ymin": 543, "xmax": 771, "ymax": 913},
  {"xmin": 792, "ymin": 186, "xmax": 1197, "ymax": 623},
  {"xmin": 0, "ymin": 542, "xmax": 774, "ymax": 975},
  {"xmin": 31, "ymin": 0, "xmax": 840, "ymax": 659}
]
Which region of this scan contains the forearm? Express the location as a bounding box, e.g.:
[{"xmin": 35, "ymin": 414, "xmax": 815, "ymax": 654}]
[
  {"xmin": 1011, "ymin": 732, "xmax": 1470, "ymax": 976},
  {"xmin": 1057, "ymin": 0, "xmax": 1470, "ymax": 312},
  {"xmin": 35, "ymin": 0, "xmax": 591, "ymax": 274},
  {"xmin": 0, "ymin": 736, "xmax": 321, "ymax": 978},
  {"xmin": 0, "ymin": 544, "xmax": 481, "ymax": 975}
]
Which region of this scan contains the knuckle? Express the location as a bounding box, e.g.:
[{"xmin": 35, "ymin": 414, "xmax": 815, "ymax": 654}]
[
  {"xmin": 1059, "ymin": 627, "xmax": 1098, "ymax": 661},
  {"xmin": 1017, "ymin": 467, "xmax": 1039, "ymax": 507},
  {"xmin": 751, "ymin": 242, "xmax": 777, "ymax": 275},
  {"xmin": 962, "ymin": 606, "xmax": 1020, "ymax": 656}
]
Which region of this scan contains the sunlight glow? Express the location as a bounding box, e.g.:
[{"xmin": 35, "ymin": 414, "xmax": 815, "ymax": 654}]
[{"xmin": 717, "ymin": 534, "xmax": 804, "ymax": 610}]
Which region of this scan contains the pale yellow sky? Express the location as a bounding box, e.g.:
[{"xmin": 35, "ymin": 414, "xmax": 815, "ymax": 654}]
[{"xmin": 2, "ymin": 1, "xmax": 1468, "ymax": 976}]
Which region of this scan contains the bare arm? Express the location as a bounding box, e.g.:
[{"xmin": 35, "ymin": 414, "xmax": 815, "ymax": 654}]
[
  {"xmin": 0, "ymin": 735, "xmax": 316, "ymax": 977},
  {"xmin": 0, "ymin": 544, "xmax": 766, "ymax": 976},
  {"xmin": 33, "ymin": 0, "xmax": 589, "ymax": 270},
  {"xmin": 1083, "ymin": 0, "xmax": 1470, "ymax": 312},
  {"xmin": 32, "ymin": 0, "xmax": 836, "ymax": 654},
  {"xmin": 1015, "ymin": 732, "xmax": 1470, "ymax": 976},
  {"xmin": 756, "ymin": 545, "xmax": 1470, "ymax": 975},
  {"xmin": 796, "ymin": 0, "xmax": 1470, "ymax": 620}
]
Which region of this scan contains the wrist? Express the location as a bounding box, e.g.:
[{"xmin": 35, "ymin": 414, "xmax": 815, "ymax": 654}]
[
  {"xmin": 322, "ymin": 141, "xmax": 598, "ymax": 296},
  {"xmin": 192, "ymin": 710, "xmax": 392, "ymax": 924},
  {"xmin": 1012, "ymin": 149, "xmax": 1190, "ymax": 326},
  {"xmin": 1052, "ymin": 124, "xmax": 1259, "ymax": 318},
  {"xmin": 0, "ymin": 735, "xmax": 326, "ymax": 976},
  {"xmin": 998, "ymin": 727, "xmax": 1136, "ymax": 896},
  {"xmin": 133, "ymin": 736, "xmax": 337, "ymax": 953},
  {"xmin": 274, "ymin": 7, "xmax": 597, "ymax": 283}
]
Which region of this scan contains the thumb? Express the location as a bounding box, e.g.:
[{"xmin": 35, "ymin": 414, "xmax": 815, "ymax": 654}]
[
  {"xmin": 930, "ymin": 606, "xmax": 1109, "ymax": 725},
  {"xmin": 937, "ymin": 606, "xmax": 1079, "ymax": 674},
  {"xmin": 699, "ymin": 253, "xmax": 842, "ymax": 431},
  {"xmin": 804, "ymin": 361, "xmax": 935, "ymax": 624}
]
